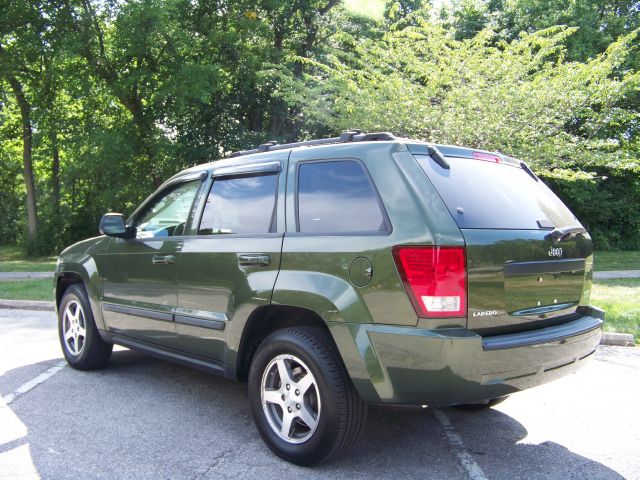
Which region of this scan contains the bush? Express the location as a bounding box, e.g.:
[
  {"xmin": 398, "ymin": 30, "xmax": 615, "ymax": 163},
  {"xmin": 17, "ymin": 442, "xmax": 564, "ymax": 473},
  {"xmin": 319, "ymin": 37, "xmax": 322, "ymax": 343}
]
[{"xmin": 538, "ymin": 165, "xmax": 640, "ymax": 250}]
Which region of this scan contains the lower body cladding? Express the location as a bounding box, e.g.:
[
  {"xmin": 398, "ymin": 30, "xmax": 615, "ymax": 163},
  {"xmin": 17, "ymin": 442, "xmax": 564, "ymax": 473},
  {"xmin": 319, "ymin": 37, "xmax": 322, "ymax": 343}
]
[{"xmin": 330, "ymin": 307, "xmax": 604, "ymax": 406}]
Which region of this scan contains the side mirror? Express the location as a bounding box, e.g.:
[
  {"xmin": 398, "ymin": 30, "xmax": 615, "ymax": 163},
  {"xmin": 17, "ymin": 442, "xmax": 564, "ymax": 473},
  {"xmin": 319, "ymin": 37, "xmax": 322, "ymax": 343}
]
[{"xmin": 99, "ymin": 213, "xmax": 132, "ymax": 238}]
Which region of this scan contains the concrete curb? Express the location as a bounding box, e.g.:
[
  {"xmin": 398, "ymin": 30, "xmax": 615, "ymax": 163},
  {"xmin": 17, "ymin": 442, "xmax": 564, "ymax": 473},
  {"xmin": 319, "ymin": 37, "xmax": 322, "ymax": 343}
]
[
  {"xmin": 600, "ymin": 332, "xmax": 636, "ymax": 347},
  {"xmin": 0, "ymin": 299, "xmax": 55, "ymax": 311},
  {"xmin": 0, "ymin": 272, "xmax": 54, "ymax": 281}
]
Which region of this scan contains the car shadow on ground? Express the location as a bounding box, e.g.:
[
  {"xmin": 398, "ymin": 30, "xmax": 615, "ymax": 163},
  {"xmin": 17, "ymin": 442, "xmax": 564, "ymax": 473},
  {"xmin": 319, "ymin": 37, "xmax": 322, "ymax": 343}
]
[{"xmin": 0, "ymin": 350, "xmax": 625, "ymax": 479}]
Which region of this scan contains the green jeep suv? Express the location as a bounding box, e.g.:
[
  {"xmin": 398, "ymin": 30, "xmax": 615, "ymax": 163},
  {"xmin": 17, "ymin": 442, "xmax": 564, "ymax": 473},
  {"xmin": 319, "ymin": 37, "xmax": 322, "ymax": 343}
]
[{"xmin": 55, "ymin": 132, "xmax": 604, "ymax": 465}]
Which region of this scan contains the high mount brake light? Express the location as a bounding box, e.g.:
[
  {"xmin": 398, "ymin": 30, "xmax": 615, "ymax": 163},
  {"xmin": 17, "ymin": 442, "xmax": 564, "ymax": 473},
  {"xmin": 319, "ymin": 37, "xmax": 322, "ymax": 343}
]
[
  {"xmin": 472, "ymin": 151, "xmax": 501, "ymax": 163},
  {"xmin": 392, "ymin": 246, "xmax": 467, "ymax": 318}
]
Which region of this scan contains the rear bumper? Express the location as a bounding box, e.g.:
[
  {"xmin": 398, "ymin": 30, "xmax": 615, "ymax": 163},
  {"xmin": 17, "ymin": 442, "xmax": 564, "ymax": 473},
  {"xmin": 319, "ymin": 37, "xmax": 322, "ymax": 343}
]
[{"xmin": 331, "ymin": 306, "xmax": 604, "ymax": 406}]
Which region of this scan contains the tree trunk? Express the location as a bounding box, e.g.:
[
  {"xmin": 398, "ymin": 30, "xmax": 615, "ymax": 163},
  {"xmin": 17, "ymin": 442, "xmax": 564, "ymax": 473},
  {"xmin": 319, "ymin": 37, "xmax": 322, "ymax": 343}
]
[
  {"xmin": 43, "ymin": 57, "xmax": 61, "ymax": 213},
  {"xmin": 268, "ymin": 23, "xmax": 287, "ymax": 139},
  {"xmin": 51, "ymin": 132, "xmax": 61, "ymax": 211},
  {"xmin": 7, "ymin": 75, "xmax": 38, "ymax": 239},
  {"xmin": 286, "ymin": 1, "xmax": 340, "ymax": 140}
]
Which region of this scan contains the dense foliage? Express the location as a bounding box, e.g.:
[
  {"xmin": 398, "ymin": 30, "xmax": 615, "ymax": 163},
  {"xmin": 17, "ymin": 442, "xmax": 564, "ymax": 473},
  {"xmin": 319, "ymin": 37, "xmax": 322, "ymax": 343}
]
[
  {"xmin": 1, "ymin": 0, "xmax": 639, "ymax": 253},
  {"xmin": 539, "ymin": 165, "xmax": 640, "ymax": 250}
]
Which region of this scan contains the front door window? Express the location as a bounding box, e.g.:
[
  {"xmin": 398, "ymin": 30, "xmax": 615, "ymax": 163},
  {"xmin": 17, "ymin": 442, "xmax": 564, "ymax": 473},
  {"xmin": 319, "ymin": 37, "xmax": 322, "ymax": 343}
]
[{"xmin": 136, "ymin": 181, "xmax": 201, "ymax": 239}]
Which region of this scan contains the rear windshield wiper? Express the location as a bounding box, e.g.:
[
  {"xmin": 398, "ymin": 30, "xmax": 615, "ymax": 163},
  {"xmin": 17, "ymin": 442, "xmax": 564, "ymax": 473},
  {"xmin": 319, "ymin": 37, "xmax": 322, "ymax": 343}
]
[
  {"xmin": 427, "ymin": 145, "xmax": 450, "ymax": 170},
  {"xmin": 545, "ymin": 226, "xmax": 587, "ymax": 243},
  {"xmin": 520, "ymin": 161, "xmax": 538, "ymax": 182}
]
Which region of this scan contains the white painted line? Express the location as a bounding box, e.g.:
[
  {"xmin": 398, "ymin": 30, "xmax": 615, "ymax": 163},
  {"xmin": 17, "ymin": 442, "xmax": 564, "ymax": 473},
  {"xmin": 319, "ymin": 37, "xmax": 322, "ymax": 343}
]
[
  {"xmin": 1, "ymin": 361, "xmax": 66, "ymax": 407},
  {"xmin": 434, "ymin": 408, "xmax": 489, "ymax": 480}
]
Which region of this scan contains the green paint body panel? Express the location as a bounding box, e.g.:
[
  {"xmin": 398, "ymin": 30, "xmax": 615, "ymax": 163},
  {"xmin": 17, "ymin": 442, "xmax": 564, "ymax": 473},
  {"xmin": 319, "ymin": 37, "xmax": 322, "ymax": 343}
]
[
  {"xmin": 102, "ymin": 237, "xmax": 183, "ymax": 349},
  {"xmin": 463, "ymin": 228, "xmax": 594, "ymax": 334},
  {"xmin": 331, "ymin": 317, "xmax": 601, "ymax": 405},
  {"xmin": 176, "ymin": 234, "xmax": 284, "ymax": 363},
  {"xmin": 55, "ymin": 139, "xmax": 604, "ymax": 406}
]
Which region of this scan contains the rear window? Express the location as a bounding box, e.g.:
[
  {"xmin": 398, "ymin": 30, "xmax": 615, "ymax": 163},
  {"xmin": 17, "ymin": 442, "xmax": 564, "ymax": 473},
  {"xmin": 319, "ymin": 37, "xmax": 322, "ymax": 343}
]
[{"xmin": 414, "ymin": 155, "xmax": 577, "ymax": 229}]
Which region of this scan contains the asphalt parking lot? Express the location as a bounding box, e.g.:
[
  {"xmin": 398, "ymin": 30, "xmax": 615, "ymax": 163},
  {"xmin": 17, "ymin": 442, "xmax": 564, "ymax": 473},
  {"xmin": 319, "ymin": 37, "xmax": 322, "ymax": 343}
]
[{"xmin": 1, "ymin": 309, "xmax": 638, "ymax": 480}]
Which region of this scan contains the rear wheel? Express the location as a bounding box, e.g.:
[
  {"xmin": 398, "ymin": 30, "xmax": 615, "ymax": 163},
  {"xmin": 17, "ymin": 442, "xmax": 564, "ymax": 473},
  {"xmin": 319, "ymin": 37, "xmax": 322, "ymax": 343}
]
[
  {"xmin": 58, "ymin": 284, "xmax": 112, "ymax": 370},
  {"xmin": 454, "ymin": 396, "xmax": 509, "ymax": 411},
  {"xmin": 248, "ymin": 327, "xmax": 367, "ymax": 466}
]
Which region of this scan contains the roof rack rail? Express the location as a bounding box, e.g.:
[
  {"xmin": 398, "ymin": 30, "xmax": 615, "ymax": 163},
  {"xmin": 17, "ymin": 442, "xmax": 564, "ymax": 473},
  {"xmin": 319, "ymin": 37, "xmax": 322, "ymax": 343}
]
[{"xmin": 228, "ymin": 131, "xmax": 397, "ymax": 158}]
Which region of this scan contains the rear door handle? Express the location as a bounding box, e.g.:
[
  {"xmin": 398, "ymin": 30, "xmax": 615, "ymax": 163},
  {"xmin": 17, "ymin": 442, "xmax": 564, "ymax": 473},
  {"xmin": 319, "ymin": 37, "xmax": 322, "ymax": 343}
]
[
  {"xmin": 152, "ymin": 254, "xmax": 175, "ymax": 265},
  {"xmin": 238, "ymin": 254, "xmax": 270, "ymax": 266}
]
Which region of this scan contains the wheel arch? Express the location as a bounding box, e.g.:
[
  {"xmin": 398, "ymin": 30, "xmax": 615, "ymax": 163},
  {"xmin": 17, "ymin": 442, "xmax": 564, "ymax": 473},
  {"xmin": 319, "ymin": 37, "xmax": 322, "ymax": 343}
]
[
  {"xmin": 235, "ymin": 305, "xmax": 337, "ymax": 382},
  {"xmin": 55, "ymin": 264, "xmax": 106, "ymax": 332},
  {"xmin": 56, "ymin": 272, "xmax": 85, "ymax": 309}
]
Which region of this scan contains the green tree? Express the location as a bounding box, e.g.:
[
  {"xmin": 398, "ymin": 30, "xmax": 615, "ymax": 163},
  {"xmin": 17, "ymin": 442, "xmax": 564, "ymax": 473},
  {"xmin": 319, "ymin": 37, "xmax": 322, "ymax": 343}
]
[
  {"xmin": 274, "ymin": 17, "xmax": 639, "ymax": 167},
  {"xmin": 439, "ymin": 0, "xmax": 640, "ymax": 61},
  {"xmin": 1, "ymin": 0, "xmax": 638, "ymax": 253},
  {"xmin": 0, "ymin": 0, "xmax": 47, "ymax": 241}
]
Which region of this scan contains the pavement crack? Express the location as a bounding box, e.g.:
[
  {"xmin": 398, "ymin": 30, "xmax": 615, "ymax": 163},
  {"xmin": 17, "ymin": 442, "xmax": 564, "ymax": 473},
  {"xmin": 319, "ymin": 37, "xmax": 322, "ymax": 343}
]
[
  {"xmin": 192, "ymin": 449, "xmax": 235, "ymax": 480},
  {"xmin": 192, "ymin": 440, "xmax": 260, "ymax": 480}
]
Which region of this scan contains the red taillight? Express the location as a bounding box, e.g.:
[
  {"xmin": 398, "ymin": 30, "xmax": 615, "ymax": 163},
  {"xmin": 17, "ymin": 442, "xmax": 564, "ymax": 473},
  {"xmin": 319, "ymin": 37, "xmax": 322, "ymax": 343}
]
[
  {"xmin": 392, "ymin": 246, "xmax": 467, "ymax": 318},
  {"xmin": 472, "ymin": 151, "xmax": 501, "ymax": 163}
]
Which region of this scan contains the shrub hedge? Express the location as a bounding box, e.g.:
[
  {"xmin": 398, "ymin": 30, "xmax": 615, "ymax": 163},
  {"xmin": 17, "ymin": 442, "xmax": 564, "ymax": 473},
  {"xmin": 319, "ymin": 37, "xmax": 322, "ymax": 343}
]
[{"xmin": 538, "ymin": 165, "xmax": 640, "ymax": 251}]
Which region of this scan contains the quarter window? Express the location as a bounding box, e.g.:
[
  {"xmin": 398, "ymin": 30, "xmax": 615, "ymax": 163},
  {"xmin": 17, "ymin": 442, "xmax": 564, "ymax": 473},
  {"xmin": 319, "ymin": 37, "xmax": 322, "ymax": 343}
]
[
  {"xmin": 297, "ymin": 160, "xmax": 387, "ymax": 234},
  {"xmin": 198, "ymin": 174, "xmax": 278, "ymax": 235}
]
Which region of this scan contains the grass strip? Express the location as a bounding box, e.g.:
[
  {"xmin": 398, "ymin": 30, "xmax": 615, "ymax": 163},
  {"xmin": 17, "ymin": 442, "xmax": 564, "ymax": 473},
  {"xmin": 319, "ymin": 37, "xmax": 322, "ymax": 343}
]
[
  {"xmin": 593, "ymin": 251, "xmax": 640, "ymax": 271},
  {"xmin": 0, "ymin": 279, "xmax": 53, "ymax": 301},
  {"xmin": 591, "ymin": 278, "xmax": 639, "ymax": 344},
  {"xmin": 0, "ymin": 245, "xmax": 56, "ymax": 272}
]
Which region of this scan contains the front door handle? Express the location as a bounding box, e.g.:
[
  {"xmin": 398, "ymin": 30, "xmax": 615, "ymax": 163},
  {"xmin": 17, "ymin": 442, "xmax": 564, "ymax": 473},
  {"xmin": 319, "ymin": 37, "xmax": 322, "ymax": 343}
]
[
  {"xmin": 152, "ymin": 254, "xmax": 175, "ymax": 265},
  {"xmin": 238, "ymin": 254, "xmax": 270, "ymax": 266}
]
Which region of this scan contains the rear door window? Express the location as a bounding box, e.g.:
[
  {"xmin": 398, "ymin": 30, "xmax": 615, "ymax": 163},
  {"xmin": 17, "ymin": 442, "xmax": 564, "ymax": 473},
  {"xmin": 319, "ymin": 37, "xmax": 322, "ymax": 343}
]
[
  {"xmin": 198, "ymin": 173, "xmax": 277, "ymax": 235},
  {"xmin": 414, "ymin": 155, "xmax": 577, "ymax": 229},
  {"xmin": 297, "ymin": 160, "xmax": 388, "ymax": 234}
]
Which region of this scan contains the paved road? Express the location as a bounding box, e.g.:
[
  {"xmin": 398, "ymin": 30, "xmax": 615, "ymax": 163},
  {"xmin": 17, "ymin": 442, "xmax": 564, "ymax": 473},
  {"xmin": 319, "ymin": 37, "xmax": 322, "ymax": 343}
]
[
  {"xmin": 1, "ymin": 309, "xmax": 638, "ymax": 480},
  {"xmin": 0, "ymin": 273, "xmax": 53, "ymax": 281},
  {"xmin": 593, "ymin": 270, "xmax": 640, "ymax": 280}
]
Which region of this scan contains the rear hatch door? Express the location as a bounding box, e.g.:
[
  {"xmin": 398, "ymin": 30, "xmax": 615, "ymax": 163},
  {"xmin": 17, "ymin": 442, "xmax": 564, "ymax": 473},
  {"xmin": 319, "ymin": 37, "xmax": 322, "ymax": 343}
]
[{"xmin": 413, "ymin": 149, "xmax": 593, "ymax": 334}]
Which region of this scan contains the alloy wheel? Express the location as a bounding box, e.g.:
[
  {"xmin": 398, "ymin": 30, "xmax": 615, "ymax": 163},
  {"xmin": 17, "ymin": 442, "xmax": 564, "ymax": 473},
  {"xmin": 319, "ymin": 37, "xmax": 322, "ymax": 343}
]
[
  {"xmin": 62, "ymin": 300, "xmax": 86, "ymax": 356},
  {"xmin": 260, "ymin": 354, "xmax": 321, "ymax": 444}
]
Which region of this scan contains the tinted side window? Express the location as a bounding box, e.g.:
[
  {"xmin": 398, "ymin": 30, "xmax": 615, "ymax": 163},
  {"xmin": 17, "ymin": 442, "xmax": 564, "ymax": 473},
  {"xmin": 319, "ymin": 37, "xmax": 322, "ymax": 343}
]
[
  {"xmin": 135, "ymin": 180, "xmax": 201, "ymax": 239},
  {"xmin": 198, "ymin": 173, "xmax": 277, "ymax": 235},
  {"xmin": 297, "ymin": 160, "xmax": 387, "ymax": 234}
]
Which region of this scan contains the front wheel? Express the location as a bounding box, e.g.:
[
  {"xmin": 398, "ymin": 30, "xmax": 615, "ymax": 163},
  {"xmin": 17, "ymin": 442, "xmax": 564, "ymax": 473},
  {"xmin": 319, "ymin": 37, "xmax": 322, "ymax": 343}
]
[
  {"xmin": 58, "ymin": 284, "xmax": 112, "ymax": 370},
  {"xmin": 248, "ymin": 327, "xmax": 367, "ymax": 466}
]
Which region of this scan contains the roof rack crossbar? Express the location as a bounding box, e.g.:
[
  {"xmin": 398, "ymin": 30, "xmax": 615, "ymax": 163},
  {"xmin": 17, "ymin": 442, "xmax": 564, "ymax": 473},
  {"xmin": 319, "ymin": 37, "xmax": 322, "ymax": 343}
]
[{"xmin": 228, "ymin": 131, "xmax": 396, "ymax": 158}]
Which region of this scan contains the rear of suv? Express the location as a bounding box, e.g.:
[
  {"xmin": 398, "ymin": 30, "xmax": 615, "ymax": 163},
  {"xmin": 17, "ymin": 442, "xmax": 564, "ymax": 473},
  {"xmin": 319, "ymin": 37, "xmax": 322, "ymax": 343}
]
[{"xmin": 55, "ymin": 132, "xmax": 604, "ymax": 466}]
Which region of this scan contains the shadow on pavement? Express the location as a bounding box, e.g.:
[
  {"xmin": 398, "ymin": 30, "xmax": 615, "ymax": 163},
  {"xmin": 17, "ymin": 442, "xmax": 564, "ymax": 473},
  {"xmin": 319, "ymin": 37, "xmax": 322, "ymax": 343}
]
[{"xmin": 0, "ymin": 350, "xmax": 625, "ymax": 479}]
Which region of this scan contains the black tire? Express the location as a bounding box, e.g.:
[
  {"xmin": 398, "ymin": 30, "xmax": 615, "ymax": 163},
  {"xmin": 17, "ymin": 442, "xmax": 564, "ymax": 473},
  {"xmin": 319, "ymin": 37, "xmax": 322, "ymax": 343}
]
[
  {"xmin": 58, "ymin": 284, "xmax": 112, "ymax": 370},
  {"xmin": 248, "ymin": 327, "xmax": 367, "ymax": 466},
  {"xmin": 454, "ymin": 395, "xmax": 509, "ymax": 411}
]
